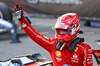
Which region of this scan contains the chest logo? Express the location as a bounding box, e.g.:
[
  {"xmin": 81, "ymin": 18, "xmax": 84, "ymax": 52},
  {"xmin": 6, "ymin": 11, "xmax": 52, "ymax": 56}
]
[
  {"xmin": 73, "ymin": 54, "xmax": 78, "ymax": 58},
  {"xmin": 71, "ymin": 54, "xmax": 79, "ymax": 63},
  {"xmin": 56, "ymin": 51, "xmax": 62, "ymax": 57}
]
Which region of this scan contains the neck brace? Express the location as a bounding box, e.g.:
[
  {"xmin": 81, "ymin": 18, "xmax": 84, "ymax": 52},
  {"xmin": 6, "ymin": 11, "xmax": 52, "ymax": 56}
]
[{"xmin": 56, "ymin": 37, "xmax": 84, "ymax": 51}]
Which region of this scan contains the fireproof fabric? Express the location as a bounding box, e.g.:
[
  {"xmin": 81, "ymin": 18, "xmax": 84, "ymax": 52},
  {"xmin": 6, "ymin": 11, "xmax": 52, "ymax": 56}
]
[{"xmin": 19, "ymin": 16, "xmax": 93, "ymax": 66}]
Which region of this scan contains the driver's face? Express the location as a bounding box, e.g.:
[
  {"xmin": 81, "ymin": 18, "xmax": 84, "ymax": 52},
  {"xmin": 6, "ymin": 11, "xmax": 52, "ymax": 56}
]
[{"xmin": 56, "ymin": 29, "xmax": 71, "ymax": 35}]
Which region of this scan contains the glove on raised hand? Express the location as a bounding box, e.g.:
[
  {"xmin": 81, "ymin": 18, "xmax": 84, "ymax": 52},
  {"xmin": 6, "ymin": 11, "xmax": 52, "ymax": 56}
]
[{"xmin": 12, "ymin": 4, "xmax": 24, "ymax": 20}]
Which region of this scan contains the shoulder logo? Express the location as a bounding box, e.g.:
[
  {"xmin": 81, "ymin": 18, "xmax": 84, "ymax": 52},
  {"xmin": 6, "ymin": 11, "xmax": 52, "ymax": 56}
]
[{"xmin": 74, "ymin": 47, "xmax": 78, "ymax": 52}]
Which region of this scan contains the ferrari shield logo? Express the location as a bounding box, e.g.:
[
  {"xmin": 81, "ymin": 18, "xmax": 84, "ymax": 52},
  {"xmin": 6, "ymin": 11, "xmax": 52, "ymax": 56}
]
[{"xmin": 74, "ymin": 47, "xmax": 78, "ymax": 52}]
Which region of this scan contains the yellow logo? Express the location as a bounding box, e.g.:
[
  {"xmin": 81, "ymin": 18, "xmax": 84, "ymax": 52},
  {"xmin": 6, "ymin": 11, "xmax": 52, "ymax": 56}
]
[
  {"xmin": 56, "ymin": 51, "xmax": 61, "ymax": 57},
  {"xmin": 74, "ymin": 47, "xmax": 78, "ymax": 52}
]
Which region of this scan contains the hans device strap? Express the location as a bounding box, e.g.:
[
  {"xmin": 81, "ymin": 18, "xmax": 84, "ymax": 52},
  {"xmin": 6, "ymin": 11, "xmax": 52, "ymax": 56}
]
[
  {"xmin": 56, "ymin": 42, "xmax": 63, "ymax": 50},
  {"xmin": 56, "ymin": 37, "xmax": 84, "ymax": 51},
  {"xmin": 69, "ymin": 37, "xmax": 84, "ymax": 51}
]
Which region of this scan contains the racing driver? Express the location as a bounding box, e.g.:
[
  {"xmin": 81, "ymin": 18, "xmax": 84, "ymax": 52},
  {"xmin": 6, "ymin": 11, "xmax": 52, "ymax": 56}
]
[{"xmin": 13, "ymin": 4, "xmax": 93, "ymax": 66}]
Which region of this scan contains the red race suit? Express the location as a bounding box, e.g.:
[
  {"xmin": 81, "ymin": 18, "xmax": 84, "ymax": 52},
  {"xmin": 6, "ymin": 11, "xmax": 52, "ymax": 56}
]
[{"xmin": 19, "ymin": 16, "xmax": 93, "ymax": 66}]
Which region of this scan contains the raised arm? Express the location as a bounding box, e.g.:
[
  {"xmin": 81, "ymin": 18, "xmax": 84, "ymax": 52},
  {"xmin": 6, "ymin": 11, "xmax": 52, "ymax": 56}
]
[{"xmin": 12, "ymin": 4, "xmax": 56, "ymax": 52}]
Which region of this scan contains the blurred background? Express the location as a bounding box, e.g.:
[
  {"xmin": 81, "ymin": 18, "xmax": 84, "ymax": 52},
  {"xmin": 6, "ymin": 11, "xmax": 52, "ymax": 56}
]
[{"xmin": 0, "ymin": 0, "xmax": 100, "ymax": 66}]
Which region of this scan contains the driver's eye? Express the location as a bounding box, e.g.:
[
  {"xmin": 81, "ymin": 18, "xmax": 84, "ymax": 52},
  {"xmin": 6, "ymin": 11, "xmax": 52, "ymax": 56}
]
[
  {"xmin": 56, "ymin": 29, "xmax": 71, "ymax": 35},
  {"xmin": 61, "ymin": 29, "xmax": 71, "ymax": 32}
]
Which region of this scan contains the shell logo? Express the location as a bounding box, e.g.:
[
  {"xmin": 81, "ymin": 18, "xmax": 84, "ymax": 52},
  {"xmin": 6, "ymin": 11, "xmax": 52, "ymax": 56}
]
[{"xmin": 56, "ymin": 51, "xmax": 62, "ymax": 57}]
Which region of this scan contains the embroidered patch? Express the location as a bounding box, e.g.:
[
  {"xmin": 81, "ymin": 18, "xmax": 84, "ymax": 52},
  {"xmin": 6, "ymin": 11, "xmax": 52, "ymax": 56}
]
[
  {"xmin": 56, "ymin": 57, "xmax": 62, "ymax": 62},
  {"xmin": 22, "ymin": 23, "xmax": 27, "ymax": 28},
  {"xmin": 56, "ymin": 51, "xmax": 62, "ymax": 57},
  {"xmin": 63, "ymin": 64, "xmax": 70, "ymax": 66},
  {"xmin": 74, "ymin": 47, "xmax": 78, "ymax": 52},
  {"xmin": 71, "ymin": 54, "xmax": 79, "ymax": 63}
]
